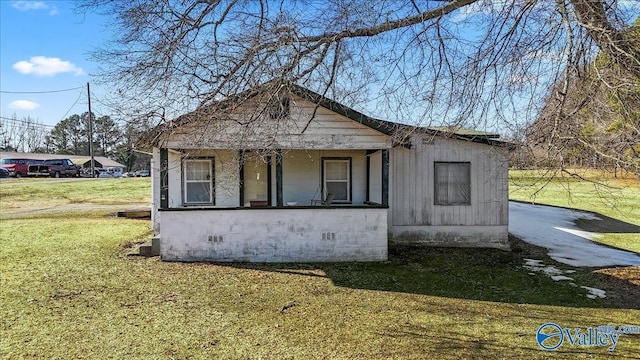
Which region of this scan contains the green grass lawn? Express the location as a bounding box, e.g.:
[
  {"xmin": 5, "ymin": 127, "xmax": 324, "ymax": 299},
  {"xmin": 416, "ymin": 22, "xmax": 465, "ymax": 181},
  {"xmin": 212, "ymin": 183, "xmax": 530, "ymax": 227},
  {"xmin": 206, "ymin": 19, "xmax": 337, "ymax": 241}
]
[
  {"xmin": 510, "ymin": 169, "xmax": 640, "ymax": 253},
  {"xmin": 1, "ymin": 177, "xmax": 639, "ymax": 359},
  {"xmin": 0, "ymin": 177, "xmax": 151, "ymax": 205}
]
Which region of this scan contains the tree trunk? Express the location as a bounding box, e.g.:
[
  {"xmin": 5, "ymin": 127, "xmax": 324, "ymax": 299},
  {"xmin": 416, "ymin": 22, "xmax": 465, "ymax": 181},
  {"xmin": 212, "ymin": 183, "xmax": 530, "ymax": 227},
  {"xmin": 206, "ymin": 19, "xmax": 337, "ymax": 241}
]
[{"xmin": 570, "ymin": 0, "xmax": 640, "ymax": 78}]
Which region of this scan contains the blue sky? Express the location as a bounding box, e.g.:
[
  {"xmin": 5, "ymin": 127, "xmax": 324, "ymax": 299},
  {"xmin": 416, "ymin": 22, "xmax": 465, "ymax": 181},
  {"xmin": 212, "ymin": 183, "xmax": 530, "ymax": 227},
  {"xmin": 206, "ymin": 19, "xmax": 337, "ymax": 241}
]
[
  {"xmin": 2, "ymin": 0, "xmax": 638, "ymax": 132},
  {"xmin": 0, "ymin": 0, "xmax": 110, "ymax": 127}
]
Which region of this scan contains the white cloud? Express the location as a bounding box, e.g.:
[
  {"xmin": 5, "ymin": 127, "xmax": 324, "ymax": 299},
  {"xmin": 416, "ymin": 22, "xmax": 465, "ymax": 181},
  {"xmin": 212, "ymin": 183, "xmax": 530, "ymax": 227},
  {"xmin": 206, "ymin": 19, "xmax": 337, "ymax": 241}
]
[
  {"xmin": 13, "ymin": 56, "xmax": 85, "ymax": 76},
  {"xmin": 11, "ymin": 1, "xmax": 58, "ymax": 15},
  {"xmin": 8, "ymin": 100, "xmax": 41, "ymax": 111}
]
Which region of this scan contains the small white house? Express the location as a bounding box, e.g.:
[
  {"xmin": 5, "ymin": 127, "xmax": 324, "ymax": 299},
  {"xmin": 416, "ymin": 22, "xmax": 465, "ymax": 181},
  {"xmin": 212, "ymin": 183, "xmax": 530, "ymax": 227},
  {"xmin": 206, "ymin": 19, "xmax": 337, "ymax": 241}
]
[{"xmin": 146, "ymin": 84, "xmax": 510, "ymax": 262}]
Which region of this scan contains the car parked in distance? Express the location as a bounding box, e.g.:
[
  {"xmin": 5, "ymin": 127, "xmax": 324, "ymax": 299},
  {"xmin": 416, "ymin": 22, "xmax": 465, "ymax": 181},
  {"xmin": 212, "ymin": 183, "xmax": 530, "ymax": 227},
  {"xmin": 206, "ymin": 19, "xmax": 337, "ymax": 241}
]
[
  {"xmin": 0, "ymin": 158, "xmax": 41, "ymax": 178},
  {"xmin": 79, "ymin": 167, "xmax": 103, "ymax": 178},
  {"xmin": 27, "ymin": 159, "xmax": 79, "ymax": 178},
  {"xmin": 0, "ymin": 167, "xmax": 10, "ymax": 178},
  {"xmin": 135, "ymin": 169, "xmax": 150, "ymax": 177},
  {"xmin": 98, "ymin": 167, "xmax": 123, "ymax": 178}
]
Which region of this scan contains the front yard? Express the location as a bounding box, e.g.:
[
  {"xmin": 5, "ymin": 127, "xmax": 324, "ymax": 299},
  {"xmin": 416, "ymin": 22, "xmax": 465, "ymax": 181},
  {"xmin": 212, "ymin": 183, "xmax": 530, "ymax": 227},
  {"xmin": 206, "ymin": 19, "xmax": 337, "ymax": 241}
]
[{"xmin": 1, "ymin": 177, "xmax": 638, "ymax": 358}]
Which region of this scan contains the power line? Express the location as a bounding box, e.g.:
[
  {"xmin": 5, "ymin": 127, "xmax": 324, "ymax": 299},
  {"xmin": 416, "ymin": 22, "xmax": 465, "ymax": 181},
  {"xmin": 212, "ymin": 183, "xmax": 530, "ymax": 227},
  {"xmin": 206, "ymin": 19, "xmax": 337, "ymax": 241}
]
[
  {"xmin": 0, "ymin": 116, "xmax": 55, "ymax": 128},
  {"xmin": 55, "ymin": 92, "xmax": 84, "ymax": 123},
  {"xmin": 0, "ymin": 86, "xmax": 85, "ymax": 94}
]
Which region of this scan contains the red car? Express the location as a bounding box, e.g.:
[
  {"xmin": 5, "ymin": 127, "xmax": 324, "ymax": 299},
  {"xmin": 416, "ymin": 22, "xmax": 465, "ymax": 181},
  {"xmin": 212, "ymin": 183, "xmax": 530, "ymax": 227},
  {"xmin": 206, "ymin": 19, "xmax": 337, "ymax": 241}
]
[
  {"xmin": 0, "ymin": 158, "xmax": 41, "ymax": 178},
  {"xmin": 27, "ymin": 158, "xmax": 79, "ymax": 178}
]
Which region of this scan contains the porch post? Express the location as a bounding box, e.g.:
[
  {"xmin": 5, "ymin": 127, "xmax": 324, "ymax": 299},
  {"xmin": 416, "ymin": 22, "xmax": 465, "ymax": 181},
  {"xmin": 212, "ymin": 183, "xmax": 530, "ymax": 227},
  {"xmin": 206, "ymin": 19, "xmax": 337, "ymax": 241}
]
[
  {"xmin": 365, "ymin": 152, "xmax": 371, "ymax": 203},
  {"xmin": 381, "ymin": 148, "xmax": 389, "ymax": 207},
  {"xmin": 267, "ymin": 156, "xmax": 273, "ymax": 206},
  {"xmin": 160, "ymin": 148, "xmax": 168, "ymax": 209},
  {"xmin": 275, "ymin": 149, "xmax": 283, "ymax": 207},
  {"xmin": 238, "ymin": 150, "xmax": 245, "ymax": 207}
]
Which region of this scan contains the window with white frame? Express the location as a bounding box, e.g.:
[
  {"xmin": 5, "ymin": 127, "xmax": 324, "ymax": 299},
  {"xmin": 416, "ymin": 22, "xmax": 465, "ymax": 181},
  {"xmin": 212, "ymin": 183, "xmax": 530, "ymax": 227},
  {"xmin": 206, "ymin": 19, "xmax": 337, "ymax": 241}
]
[
  {"xmin": 434, "ymin": 162, "xmax": 471, "ymax": 205},
  {"xmin": 183, "ymin": 158, "xmax": 214, "ymax": 204},
  {"xmin": 323, "ymin": 158, "xmax": 351, "ymax": 203}
]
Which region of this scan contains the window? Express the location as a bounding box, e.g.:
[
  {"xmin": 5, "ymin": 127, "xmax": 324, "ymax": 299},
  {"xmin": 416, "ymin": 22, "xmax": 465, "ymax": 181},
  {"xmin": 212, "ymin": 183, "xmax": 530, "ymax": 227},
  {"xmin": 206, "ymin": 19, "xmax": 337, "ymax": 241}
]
[
  {"xmin": 434, "ymin": 162, "xmax": 471, "ymax": 205},
  {"xmin": 183, "ymin": 158, "xmax": 214, "ymax": 204},
  {"xmin": 322, "ymin": 158, "xmax": 351, "ymax": 203}
]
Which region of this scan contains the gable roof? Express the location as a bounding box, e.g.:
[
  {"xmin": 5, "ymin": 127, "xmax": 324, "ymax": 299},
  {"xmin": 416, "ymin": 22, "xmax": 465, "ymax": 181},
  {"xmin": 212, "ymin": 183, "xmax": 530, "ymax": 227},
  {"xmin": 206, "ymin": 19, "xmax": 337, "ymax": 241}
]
[{"xmin": 140, "ymin": 82, "xmax": 510, "ymax": 148}]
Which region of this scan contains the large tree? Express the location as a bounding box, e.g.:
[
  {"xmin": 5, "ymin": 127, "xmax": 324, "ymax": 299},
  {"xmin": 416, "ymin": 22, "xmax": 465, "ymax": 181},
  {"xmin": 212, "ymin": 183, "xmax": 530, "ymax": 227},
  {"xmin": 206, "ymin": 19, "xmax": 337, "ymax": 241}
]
[
  {"xmin": 93, "ymin": 115, "xmax": 121, "ymax": 157},
  {"xmin": 49, "ymin": 114, "xmax": 87, "ymax": 155},
  {"xmin": 81, "ymin": 0, "xmax": 640, "ymax": 172},
  {"xmin": 522, "ymin": 18, "xmax": 640, "ymax": 174}
]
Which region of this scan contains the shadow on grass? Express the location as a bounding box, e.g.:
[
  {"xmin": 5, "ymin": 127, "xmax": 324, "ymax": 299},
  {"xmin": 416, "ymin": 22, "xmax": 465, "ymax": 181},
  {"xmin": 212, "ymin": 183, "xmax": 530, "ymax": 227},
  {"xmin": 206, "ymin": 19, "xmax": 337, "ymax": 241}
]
[
  {"xmin": 218, "ymin": 236, "xmax": 640, "ymax": 310},
  {"xmin": 574, "ymin": 215, "xmax": 640, "ymax": 234}
]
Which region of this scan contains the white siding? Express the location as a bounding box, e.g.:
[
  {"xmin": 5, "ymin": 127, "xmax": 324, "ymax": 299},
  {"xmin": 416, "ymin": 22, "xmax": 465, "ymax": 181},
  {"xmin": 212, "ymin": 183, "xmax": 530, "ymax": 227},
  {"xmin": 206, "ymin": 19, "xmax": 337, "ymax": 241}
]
[
  {"xmin": 162, "ymin": 96, "xmax": 392, "ymax": 150},
  {"xmin": 282, "ymin": 150, "xmax": 367, "ymax": 205},
  {"xmin": 280, "ymin": 150, "xmax": 319, "ymax": 205},
  {"xmin": 166, "ymin": 149, "xmax": 240, "ymax": 208},
  {"xmin": 392, "ymin": 136, "xmax": 508, "ymax": 226},
  {"xmin": 389, "ymin": 136, "xmax": 509, "ymax": 249}
]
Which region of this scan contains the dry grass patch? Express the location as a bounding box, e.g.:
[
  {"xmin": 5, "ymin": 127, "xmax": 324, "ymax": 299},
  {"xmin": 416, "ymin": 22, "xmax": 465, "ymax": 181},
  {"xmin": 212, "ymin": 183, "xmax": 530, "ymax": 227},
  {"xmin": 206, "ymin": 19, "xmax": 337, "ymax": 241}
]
[
  {"xmin": 1, "ymin": 173, "xmax": 639, "ymax": 359},
  {"xmin": 2, "ymin": 217, "xmax": 639, "ymax": 358}
]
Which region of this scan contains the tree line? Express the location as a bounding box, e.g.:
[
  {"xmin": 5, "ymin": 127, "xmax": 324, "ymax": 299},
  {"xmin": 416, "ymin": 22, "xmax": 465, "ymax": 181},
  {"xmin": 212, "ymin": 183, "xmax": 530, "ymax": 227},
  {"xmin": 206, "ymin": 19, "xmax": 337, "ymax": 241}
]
[
  {"xmin": 513, "ymin": 18, "xmax": 639, "ymax": 176},
  {"xmin": 0, "ymin": 112, "xmax": 150, "ymax": 171}
]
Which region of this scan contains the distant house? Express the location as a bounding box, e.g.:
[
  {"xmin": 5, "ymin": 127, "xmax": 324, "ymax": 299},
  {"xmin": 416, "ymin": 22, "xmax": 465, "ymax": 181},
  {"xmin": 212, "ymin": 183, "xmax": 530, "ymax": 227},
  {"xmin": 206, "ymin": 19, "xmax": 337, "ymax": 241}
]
[
  {"xmin": 0, "ymin": 152, "xmax": 126, "ymax": 170},
  {"xmin": 145, "ymin": 84, "xmax": 510, "ymax": 262}
]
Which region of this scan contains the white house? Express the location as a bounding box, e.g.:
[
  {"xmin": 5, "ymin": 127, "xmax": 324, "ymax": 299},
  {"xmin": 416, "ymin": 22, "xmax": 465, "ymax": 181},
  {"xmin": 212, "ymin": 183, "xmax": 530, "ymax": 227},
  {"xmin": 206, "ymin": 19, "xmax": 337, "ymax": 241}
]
[{"xmin": 145, "ymin": 84, "xmax": 510, "ymax": 262}]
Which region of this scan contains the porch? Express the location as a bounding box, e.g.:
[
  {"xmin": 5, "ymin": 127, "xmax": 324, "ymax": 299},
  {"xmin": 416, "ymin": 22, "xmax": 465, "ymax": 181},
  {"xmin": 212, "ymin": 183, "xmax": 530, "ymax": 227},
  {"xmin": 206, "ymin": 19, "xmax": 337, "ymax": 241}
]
[
  {"xmin": 153, "ymin": 148, "xmax": 390, "ymax": 262},
  {"xmin": 158, "ymin": 149, "xmax": 389, "ymax": 208}
]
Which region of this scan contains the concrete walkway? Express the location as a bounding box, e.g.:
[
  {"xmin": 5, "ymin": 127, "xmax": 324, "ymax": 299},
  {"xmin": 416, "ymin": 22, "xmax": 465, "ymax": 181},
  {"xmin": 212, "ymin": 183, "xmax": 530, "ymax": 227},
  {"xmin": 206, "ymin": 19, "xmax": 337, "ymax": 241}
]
[{"xmin": 509, "ymin": 201, "xmax": 640, "ymax": 267}]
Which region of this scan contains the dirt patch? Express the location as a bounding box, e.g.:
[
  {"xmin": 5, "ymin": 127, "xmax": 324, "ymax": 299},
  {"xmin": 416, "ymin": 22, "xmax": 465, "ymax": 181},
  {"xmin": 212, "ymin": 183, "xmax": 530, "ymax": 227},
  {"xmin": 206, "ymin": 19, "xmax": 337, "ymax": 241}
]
[
  {"xmin": 595, "ymin": 267, "xmax": 640, "ymax": 287},
  {"xmin": 121, "ymin": 240, "xmax": 147, "ymax": 250},
  {"xmin": 591, "ymin": 267, "xmax": 640, "ymax": 309},
  {"xmin": 1, "ymin": 202, "xmax": 150, "ymax": 219}
]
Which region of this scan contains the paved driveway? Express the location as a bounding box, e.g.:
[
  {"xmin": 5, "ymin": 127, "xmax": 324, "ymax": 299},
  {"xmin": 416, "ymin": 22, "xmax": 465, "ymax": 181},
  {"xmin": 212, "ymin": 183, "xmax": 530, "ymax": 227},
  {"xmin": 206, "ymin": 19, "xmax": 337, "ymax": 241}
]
[{"xmin": 509, "ymin": 201, "xmax": 640, "ymax": 267}]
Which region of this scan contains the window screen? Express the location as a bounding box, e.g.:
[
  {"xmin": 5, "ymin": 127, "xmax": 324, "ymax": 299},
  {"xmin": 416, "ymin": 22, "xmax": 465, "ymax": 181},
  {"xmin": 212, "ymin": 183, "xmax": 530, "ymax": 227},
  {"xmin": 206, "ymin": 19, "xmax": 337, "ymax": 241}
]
[
  {"xmin": 183, "ymin": 159, "xmax": 214, "ymax": 204},
  {"xmin": 323, "ymin": 159, "xmax": 350, "ymax": 202},
  {"xmin": 434, "ymin": 162, "xmax": 471, "ymax": 205}
]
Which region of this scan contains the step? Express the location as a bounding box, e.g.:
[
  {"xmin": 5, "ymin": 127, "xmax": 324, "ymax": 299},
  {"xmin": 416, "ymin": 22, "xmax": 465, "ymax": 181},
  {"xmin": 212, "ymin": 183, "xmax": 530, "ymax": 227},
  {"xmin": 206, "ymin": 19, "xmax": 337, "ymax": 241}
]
[
  {"xmin": 117, "ymin": 208, "xmax": 151, "ymax": 219},
  {"xmin": 138, "ymin": 242, "xmax": 154, "ymax": 257},
  {"xmin": 151, "ymin": 236, "xmax": 160, "ymax": 255},
  {"xmin": 138, "ymin": 237, "xmax": 161, "ymax": 257}
]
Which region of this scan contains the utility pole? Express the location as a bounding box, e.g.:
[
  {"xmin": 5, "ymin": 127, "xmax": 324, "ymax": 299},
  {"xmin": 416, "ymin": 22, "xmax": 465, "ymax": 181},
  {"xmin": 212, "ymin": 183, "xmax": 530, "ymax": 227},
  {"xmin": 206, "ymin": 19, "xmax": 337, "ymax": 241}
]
[{"xmin": 87, "ymin": 82, "xmax": 95, "ymax": 177}]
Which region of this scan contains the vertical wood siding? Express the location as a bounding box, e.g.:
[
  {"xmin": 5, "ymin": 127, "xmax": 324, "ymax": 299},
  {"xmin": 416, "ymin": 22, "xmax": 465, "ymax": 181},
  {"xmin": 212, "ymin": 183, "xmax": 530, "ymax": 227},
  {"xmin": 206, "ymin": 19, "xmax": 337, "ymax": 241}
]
[{"xmin": 391, "ymin": 136, "xmax": 508, "ymax": 227}]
